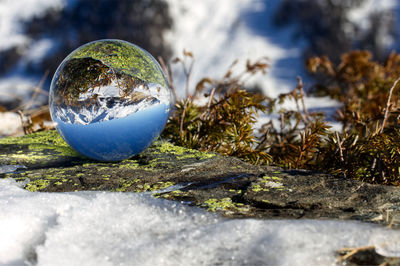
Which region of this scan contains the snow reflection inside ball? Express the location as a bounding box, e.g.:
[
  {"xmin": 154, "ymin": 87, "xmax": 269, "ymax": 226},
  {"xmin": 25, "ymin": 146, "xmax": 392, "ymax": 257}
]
[{"xmin": 49, "ymin": 39, "xmax": 171, "ymax": 161}]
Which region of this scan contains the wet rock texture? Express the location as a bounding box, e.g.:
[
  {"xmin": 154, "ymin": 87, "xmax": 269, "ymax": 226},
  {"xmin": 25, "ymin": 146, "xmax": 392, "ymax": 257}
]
[{"xmin": 1, "ymin": 130, "xmax": 400, "ymax": 230}]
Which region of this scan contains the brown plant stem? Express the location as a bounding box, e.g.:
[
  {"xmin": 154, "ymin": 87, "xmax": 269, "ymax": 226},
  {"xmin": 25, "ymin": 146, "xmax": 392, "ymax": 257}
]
[
  {"xmin": 335, "ymin": 131, "xmax": 344, "ymax": 162},
  {"xmin": 338, "ymin": 246, "xmax": 376, "ymax": 262},
  {"xmin": 158, "ymin": 56, "xmax": 177, "ymax": 102},
  {"xmin": 380, "ymin": 76, "xmax": 400, "ymax": 134},
  {"xmin": 179, "ymin": 99, "xmax": 190, "ymax": 141}
]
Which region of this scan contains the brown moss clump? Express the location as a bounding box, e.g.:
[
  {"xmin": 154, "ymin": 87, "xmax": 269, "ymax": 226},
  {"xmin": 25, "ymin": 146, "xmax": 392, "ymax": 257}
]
[
  {"xmin": 307, "ymin": 50, "xmax": 400, "ymax": 132},
  {"xmin": 305, "ymin": 51, "xmax": 400, "ymax": 185}
]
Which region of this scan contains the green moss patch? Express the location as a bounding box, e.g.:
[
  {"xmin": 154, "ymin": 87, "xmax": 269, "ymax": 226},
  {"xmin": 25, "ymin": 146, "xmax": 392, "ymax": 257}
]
[
  {"xmin": 0, "ymin": 130, "xmax": 80, "ymax": 160},
  {"xmin": 0, "ymin": 130, "xmax": 220, "ymax": 193},
  {"xmin": 201, "ymin": 198, "xmax": 249, "ymax": 213}
]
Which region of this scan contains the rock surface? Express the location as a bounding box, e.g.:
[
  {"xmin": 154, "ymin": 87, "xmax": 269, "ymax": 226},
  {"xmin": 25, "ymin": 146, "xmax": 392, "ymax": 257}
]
[{"xmin": 1, "ymin": 130, "xmax": 400, "ymax": 230}]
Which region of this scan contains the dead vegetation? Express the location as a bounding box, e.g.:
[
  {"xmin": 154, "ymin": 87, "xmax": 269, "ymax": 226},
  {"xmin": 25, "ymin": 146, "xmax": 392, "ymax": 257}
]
[{"xmin": 163, "ymin": 50, "xmax": 400, "ymax": 186}]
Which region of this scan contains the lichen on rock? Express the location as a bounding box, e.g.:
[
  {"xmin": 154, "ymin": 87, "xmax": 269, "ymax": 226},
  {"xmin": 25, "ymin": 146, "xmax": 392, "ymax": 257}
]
[{"xmin": 1, "ymin": 130, "xmax": 400, "ymax": 229}]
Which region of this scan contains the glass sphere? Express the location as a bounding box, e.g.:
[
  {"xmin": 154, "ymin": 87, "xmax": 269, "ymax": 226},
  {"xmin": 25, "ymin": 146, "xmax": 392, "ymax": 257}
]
[{"xmin": 49, "ymin": 39, "xmax": 171, "ymax": 161}]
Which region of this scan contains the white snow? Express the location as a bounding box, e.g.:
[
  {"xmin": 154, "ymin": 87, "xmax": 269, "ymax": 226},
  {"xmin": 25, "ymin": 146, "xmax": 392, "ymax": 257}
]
[
  {"xmin": 348, "ymin": 0, "xmax": 396, "ymax": 30},
  {"xmin": 0, "ymin": 0, "xmax": 64, "ymax": 112},
  {"xmin": 0, "ymin": 112, "xmax": 22, "ymax": 136},
  {"xmin": 0, "ymin": 0, "xmax": 64, "ymax": 51},
  {"xmin": 347, "ymin": 0, "xmax": 397, "ymax": 50},
  {"xmin": 22, "ymin": 38, "xmax": 57, "ymax": 66},
  {"xmin": 0, "ymin": 178, "xmax": 400, "ymax": 265},
  {"xmin": 0, "ymin": 77, "xmax": 41, "ymax": 104},
  {"xmin": 164, "ymin": 0, "xmax": 307, "ymax": 98}
]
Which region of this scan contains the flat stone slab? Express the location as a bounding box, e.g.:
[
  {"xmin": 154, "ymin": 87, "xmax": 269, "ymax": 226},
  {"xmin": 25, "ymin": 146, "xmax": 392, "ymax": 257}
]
[{"xmin": 1, "ymin": 130, "xmax": 400, "ymax": 229}]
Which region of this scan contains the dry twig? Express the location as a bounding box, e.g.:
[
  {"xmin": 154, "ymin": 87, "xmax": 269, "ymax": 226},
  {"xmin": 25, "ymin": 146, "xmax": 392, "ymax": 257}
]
[
  {"xmin": 338, "ymin": 246, "xmax": 376, "ymax": 262},
  {"xmin": 380, "ymin": 76, "xmax": 400, "ymax": 134},
  {"xmin": 158, "ymin": 56, "xmax": 177, "ymax": 102}
]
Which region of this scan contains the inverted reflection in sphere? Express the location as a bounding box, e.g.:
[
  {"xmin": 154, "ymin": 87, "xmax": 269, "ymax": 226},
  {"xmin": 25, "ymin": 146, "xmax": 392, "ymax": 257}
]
[{"xmin": 49, "ymin": 39, "xmax": 171, "ymax": 161}]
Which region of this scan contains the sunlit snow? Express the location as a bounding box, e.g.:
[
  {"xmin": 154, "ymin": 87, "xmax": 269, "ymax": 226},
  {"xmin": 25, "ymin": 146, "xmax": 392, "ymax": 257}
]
[
  {"xmin": 0, "ymin": 0, "xmax": 64, "ymax": 51},
  {"xmin": 165, "ymin": 0, "xmax": 306, "ymax": 98},
  {"xmin": 1, "ymin": 179, "xmax": 400, "ymax": 265}
]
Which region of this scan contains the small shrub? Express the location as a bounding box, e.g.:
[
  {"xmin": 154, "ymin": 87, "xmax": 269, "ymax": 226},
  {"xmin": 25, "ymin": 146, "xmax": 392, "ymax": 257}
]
[
  {"xmin": 162, "ymin": 53, "xmax": 271, "ymax": 164},
  {"xmin": 306, "ymin": 51, "xmax": 400, "ymax": 185},
  {"xmin": 317, "ymin": 128, "xmax": 400, "ymax": 185},
  {"xmin": 307, "ymin": 50, "xmax": 400, "ymax": 133},
  {"xmin": 258, "ymin": 78, "xmax": 330, "ymax": 169}
]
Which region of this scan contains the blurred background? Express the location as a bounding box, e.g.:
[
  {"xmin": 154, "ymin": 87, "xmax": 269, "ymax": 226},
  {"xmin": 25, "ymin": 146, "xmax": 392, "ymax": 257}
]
[{"xmin": 0, "ymin": 0, "xmax": 399, "ymax": 136}]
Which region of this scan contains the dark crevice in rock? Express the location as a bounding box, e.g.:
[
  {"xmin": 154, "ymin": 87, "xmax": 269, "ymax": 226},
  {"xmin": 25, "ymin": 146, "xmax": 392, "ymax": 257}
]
[
  {"xmin": 181, "ymin": 173, "xmax": 257, "ymax": 191},
  {"xmin": 341, "ymin": 207, "xmax": 356, "ymax": 213}
]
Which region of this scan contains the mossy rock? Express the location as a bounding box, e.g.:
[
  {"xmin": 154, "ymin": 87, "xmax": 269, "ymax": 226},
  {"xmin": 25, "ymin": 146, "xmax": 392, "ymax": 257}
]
[
  {"xmin": 2, "ymin": 130, "xmax": 400, "ymax": 229},
  {"xmin": 0, "ymin": 130, "xmax": 261, "ymax": 194}
]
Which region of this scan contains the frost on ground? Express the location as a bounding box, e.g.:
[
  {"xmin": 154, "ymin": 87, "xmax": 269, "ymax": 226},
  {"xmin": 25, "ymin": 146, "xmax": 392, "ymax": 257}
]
[{"xmin": 1, "ymin": 179, "xmax": 400, "ymax": 266}]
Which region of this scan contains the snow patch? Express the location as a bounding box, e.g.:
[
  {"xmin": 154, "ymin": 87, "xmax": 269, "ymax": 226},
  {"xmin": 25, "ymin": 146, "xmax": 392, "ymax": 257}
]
[
  {"xmin": 23, "ymin": 38, "xmax": 57, "ymax": 66},
  {"xmin": 164, "ymin": 0, "xmax": 306, "ymax": 98},
  {"xmin": 347, "ymin": 0, "xmax": 397, "ymax": 48},
  {"xmin": 348, "ymin": 0, "xmax": 396, "ymax": 29},
  {"xmin": 0, "ymin": 179, "xmax": 400, "ymax": 265},
  {"xmin": 0, "ymin": 0, "xmax": 65, "ymax": 51},
  {"xmin": 0, "ymin": 76, "xmax": 42, "ymax": 104},
  {"xmin": 0, "ymin": 112, "xmax": 22, "ymax": 136}
]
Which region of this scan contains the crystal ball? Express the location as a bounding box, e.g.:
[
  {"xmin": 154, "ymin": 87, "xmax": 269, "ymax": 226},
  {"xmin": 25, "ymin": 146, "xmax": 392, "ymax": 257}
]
[{"xmin": 49, "ymin": 39, "xmax": 171, "ymax": 161}]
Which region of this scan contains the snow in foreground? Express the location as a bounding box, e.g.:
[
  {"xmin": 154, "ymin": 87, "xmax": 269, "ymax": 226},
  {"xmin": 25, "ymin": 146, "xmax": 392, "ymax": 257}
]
[{"xmin": 1, "ymin": 179, "xmax": 400, "ymax": 266}]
